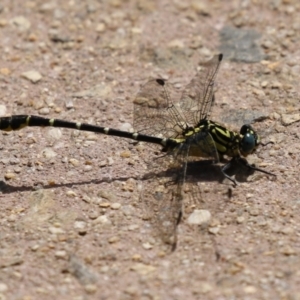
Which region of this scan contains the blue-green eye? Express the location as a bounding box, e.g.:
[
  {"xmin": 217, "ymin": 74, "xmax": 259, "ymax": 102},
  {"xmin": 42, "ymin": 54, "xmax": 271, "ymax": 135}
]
[{"xmin": 241, "ymin": 132, "xmax": 256, "ymax": 154}]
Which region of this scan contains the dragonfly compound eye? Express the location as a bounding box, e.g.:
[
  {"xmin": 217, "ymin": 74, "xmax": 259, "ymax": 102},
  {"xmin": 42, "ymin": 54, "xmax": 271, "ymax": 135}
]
[
  {"xmin": 240, "ymin": 124, "xmax": 252, "ymax": 135},
  {"xmin": 239, "ymin": 124, "xmax": 259, "ymax": 155},
  {"xmin": 241, "ymin": 132, "xmax": 256, "ymax": 154}
]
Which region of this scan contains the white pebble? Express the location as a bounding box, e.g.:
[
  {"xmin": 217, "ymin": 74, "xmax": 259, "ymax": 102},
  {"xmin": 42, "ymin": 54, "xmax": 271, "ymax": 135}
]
[
  {"xmin": 187, "ymin": 209, "xmax": 211, "ymax": 225},
  {"xmin": 111, "ymin": 203, "xmax": 121, "ymax": 210},
  {"xmin": 55, "ymin": 250, "xmax": 67, "ymax": 259},
  {"xmin": 48, "ymin": 128, "xmax": 62, "ymax": 139},
  {"xmin": 119, "ymin": 122, "xmax": 133, "ymax": 132},
  {"xmin": 42, "ymin": 148, "xmax": 57, "ymax": 159},
  {"xmin": 94, "ymin": 215, "xmax": 111, "ymax": 225},
  {"xmin": 0, "ymin": 105, "xmax": 7, "ymax": 116},
  {"xmin": 74, "ymin": 220, "xmax": 87, "ymax": 229},
  {"xmin": 21, "ymin": 70, "xmax": 42, "ymax": 83},
  {"xmin": 0, "ymin": 282, "xmax": 8, "ymax": 292}
]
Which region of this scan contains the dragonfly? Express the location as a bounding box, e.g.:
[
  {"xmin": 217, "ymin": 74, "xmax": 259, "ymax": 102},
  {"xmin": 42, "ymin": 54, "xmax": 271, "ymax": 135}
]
[{"xmin": 0, "ymin": 54, "xmax": 275, "ymax": 250}]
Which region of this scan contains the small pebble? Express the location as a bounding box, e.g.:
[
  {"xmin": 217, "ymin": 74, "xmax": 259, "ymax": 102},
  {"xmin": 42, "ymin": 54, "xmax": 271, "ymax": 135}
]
[
  {"xmin": 191, "ymin": 1, "xmax": 210, "ymax": 15},
  {"xmin": 99, "ymin": 160, "xmax": 107, "ymax": 167},
  {"xmin": 199, "ymin": 282, "xmax": 213, "ymax": 293},
  {"xmin": 69, "ymin": 158, "xmax": 80, "ymax": 166},
  {"xmin": 262, "ymin": 39, "xmax": 274, "ymax": 49},
  {"xmin": 21, "ymin": 70, "xmax": 42, "ymax": 83},
  {"xmin": 48, "ymin": 128, "xmax": 62, "ymax": 139},
  {"xmin": 33, "ymin": 100, "xmax": 44, "ymax": 110},
  {"xmin": 49, "ymin": 227, "xmax": 65, "ymax": 234},
  {"xmin": 168, "ymin": 39, "xmax": 185, "ymax": 49},
  {"xmin": 82, "ymin": 195, "xmax": 91, "ymax": 203},
  {"xmin": 4, "ymin": 172, "xmax": 16, "ymax": 180},
  {"xmin": 55, "ymin": 250, "xmax": 67, "ymax": 259},
  {"xmin": 280, "ymin": 245, "xmax": 296, "ymax": 256},
  {"xmin": 249, "ymin": 209, "xmax": 259, "ymax": 216},
  {"xmin": 42, "ymin": 148, "xmax": 57, "ymax": 159},
  {"xmin": 98, "ymin": 190, "xmax": 115, "ymax": 201},
  {"xmin": 128, "ymin": 224, "xmax": 139, "ymax": 231},
  {"xmin": 252, "ymin": 88, "xmax": 265, "ymax": 97},
  {"xmin": 14, "ymin": 167, "xmax": 22, "ymax": 173},
  {"xmin": 122, "ymin": 205, "xmax": 136, "ymax": 216},
  {"xmin": 124, "ymin": 286, "xmax": 138, "ymax": 296},
  {"xmin": 54, "ymin": 107, "xmax": 62, "ymax": 113},
  {"xmin": 39, "ymin": 2, "xmax": 56, "ymax": 13},
  {"xmin": 84, "ymin": 165, "xmax": 93, "ymax": 172},
  {"xmin": 246, "ymin": 193, "xmax": 254, "ymax": 199},
  {"xmin": 132, "ymin": 254, "xmax": 142, "ymax": 261},
  {"xmin": 74, "ymin": 220, "xmax": 87, "ymax": 229},
  {"xmin": 0, "ymin": 283, "xmax": 8, "ymax": 293},
  {"xmin": 208, "ymin": 227, "xmax": 220, "ymax": 235},
  {"xmin": 260, "ymin": 80, "xmax": 268, "ymax": 88},
  {"xmin": 236, "ymin": 216, "xmax": 245, "ymax": 224},
  {"xmin": 65, "ymin": 100, "xmax": 74, "ymax": 109},
  {"xmin": 281, "ymin": 113, "xmax": 300, "ymax": 125},
  {"xmin": 88, "ymin": 211, "xmax": 98, "ymax": 220},
  {"xmin": 11, "ymin": 16, "xmax": 31, "ymax": 30},
  {"xmin": 30, "ymin": 244, "xmax": 39, "ymax": 251},
  {"xmin": 8, "ymin": 214, "xmax": 17, "ymax": 222},
  {"xmin": 187, "ymin": 209, "xmax": 211, "ymax": 225},
  {"xmin": 120, "ymin": 150, "xmax": 131, "ymax": 158},
  {"xmin": 85, "ymin": 133, "xmax": 97, "ymax": 141},
  {"xmin": 281, "ymin": 227, "xmax": 294, "ymax": 235},
  {"xmin": 107, "ymin": 157, "xmax": 114, "ymax": 165},
  {"xmin": 66, "ymin": 190, "xmax": 77, "ymax": 197},
  {"xmin": 244, "ymin": 286, "xmax": 257, "ymax": 294},
  {"xmin": 95, "ymin": 23, "xmax": 106, "ymax": 32},
  {"xmin": 142, "ymin": 242, "xmax": 153, "ymax": 250},
  {"xmin": 84, "ymin": 284, "xmax": 97, "ymax": 294},
  {"xmin": 10, "ymin": 157, "xmax": 20, "ymax": 165},
  {"xmin": 39, "ymin": 107, "xmax": 50, "ymax": 115},
  {"xmin": 130, "ymin": 263, "xmax": 156, "ymax": 275},
  {"xmin": 111, "ymin": 203, "xmax": 121, "ymax": 210},
  {"xmin": 271, "ymin": 81, "xmax": 282, "ymax": 89},
  {"xmin": 108, "ymin": 236, "xmax": 119, "ymax": 243},
  {"xmin": 94, "ymin": 215, "xmax": 111, "ymax": 225},
  {"xmin": 0, "ymin": 104, "xmax": 7, "ymax": 116}
]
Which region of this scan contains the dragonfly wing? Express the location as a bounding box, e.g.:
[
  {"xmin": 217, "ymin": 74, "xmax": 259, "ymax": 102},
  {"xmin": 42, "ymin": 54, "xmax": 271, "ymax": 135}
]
[
  {"xmin": 134, "ymin": 78, "xmax": 187, "ymax": 140},
  {"xmin": 140, "ymin": 143, "xmax": 189, "ymax": 251},
  {"xmin": 180, "ymin": 54, "xmax": 223, "ymax": 126}
]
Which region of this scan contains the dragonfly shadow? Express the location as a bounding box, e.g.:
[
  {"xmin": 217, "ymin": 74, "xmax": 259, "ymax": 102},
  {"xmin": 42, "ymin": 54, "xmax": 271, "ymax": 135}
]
[
  {"xmin": 0, "ymin": 176, "xmax": 134, "ymax": 195},
  {"xmin": 178, "ymin": 159, "xmax": 256, "ymax": 185},
  {"xmin": 0, "ymin": 158, "xmax": 257, "ymax": 196},
  {"xmin": 186, "ymin": 160, "xmax": 224, "ymax": 184},
  {"xmin": 142, "ymin": 158, "xmax": 256, "ymax": 186}
]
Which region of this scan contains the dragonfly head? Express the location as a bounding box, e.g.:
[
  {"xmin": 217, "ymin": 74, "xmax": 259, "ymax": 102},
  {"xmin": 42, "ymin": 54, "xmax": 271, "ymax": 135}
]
[{"xmin": 239, "ymin": 124, "xmax": 259, "ymax": 156}]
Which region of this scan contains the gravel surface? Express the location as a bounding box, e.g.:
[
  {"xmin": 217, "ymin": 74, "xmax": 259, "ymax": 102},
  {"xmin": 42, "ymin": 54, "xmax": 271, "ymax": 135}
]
[{"xmin": 1, "ymin": 1, "xmax": 300, "ymax": 299}]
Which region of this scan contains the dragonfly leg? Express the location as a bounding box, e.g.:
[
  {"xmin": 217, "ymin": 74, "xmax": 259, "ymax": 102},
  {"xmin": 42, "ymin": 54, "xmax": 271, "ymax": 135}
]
[
  {"xmin": 221, "ymin": 157, "xmax": 276, "ymax": 186},
  {"xmin": 221, "ymin": 159, "xmax": 238, "ymax": 186},
  {"xmin": 236, "ymin": 157, "xmax": 276, "ymax": 178}
]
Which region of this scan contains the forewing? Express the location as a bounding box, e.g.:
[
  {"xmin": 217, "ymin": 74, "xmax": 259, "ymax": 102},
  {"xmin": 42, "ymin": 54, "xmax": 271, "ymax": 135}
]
[
  {"xmin": 180, "ymin": 54, "xmax": 223, "ymax": 126},
  {"xmin": 134, "ymin": 78, "xmax": 187, "ymax": 140}
]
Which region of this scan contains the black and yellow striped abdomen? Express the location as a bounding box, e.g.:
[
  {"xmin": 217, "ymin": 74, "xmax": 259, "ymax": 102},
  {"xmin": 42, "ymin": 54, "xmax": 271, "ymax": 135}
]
[{"xmin": 0, "ymin": 115, "xmax": 179, "ymax": 148}]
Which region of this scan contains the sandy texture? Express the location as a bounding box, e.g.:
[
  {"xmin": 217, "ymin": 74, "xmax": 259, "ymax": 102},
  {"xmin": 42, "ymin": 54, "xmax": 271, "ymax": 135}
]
[{"xmin": 1, "ymin": 1, "xmax": 300, "ymax": 299}]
